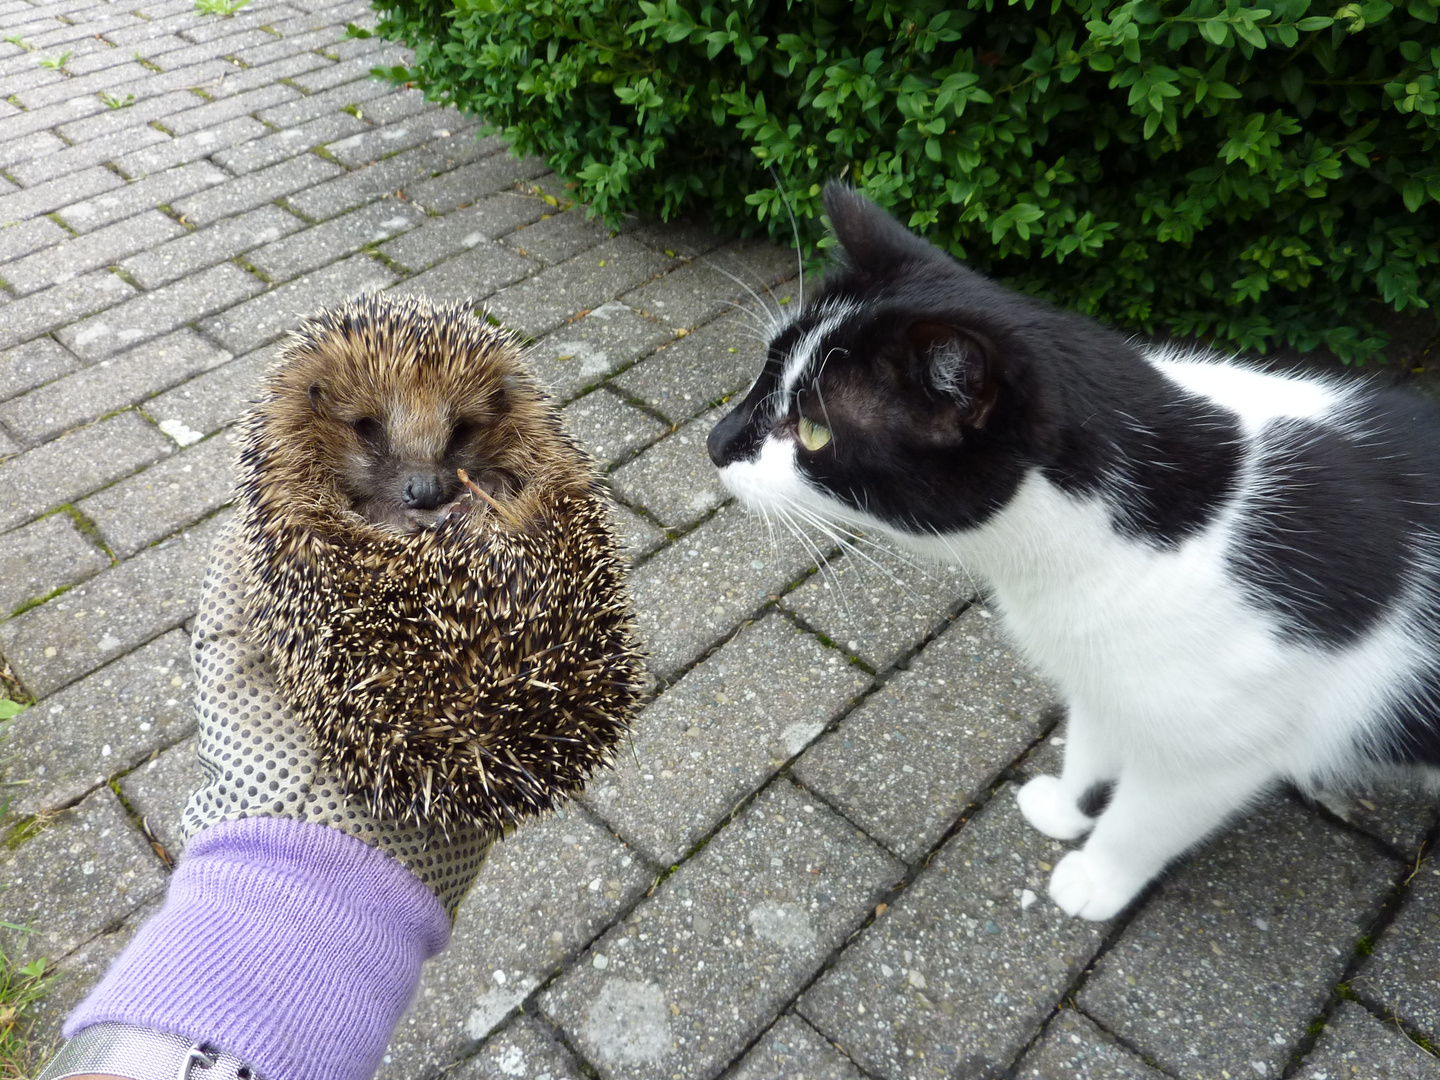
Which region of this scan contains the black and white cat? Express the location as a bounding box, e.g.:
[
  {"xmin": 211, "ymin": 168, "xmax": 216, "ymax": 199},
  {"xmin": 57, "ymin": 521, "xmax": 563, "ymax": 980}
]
[{"xmin": 708, "ymin": 183, "xmax": 1440, "ymax": 921}]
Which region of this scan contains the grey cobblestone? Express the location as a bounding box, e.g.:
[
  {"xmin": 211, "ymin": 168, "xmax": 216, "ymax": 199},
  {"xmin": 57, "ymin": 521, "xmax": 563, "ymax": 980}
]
[
  {"xmin": 379, "ymin": 809, "xmax": 651, "ymax": 1077},
  {"xmin": 794, "ymin": 606, "xmax": 1055, "ymax": 861},
  {"xmin": 162, "ymin": 81, "xmax": 301, "ymax": 137},
  {"xmin": 621, "ymin": 239, "xmax": 798, "ymax": 332},
  {"xmin": 0, "ymin": 92, "xmax": 104, "ymax": 147},
  {"xmin": 1294, "ymin": 1002, "xmax": 1440, "ymax": 1080},
  {"xmin": 0, "ymin": 269, "xmax": 138, "ymax": 353},
  {"xmin": 782, "ymin": 546, "xmax": 977, "ymax": 672},
  {"xmin": 12, "ymin": 57, "xmax": 155, "ymax": 112},
  {"xmin": 611, "ymin": 307, "xmax": 766, "ymax": 424},
  {"xmin": 10, "ymin": 125, "xmax": 171, "ymax": 189},
  {"xmin": 387, "ymin": 240, "xmax": 538, "ymax": 306},
  {"xmin": 444, "ymin": 1019, "xmax": 587, "ymax": 1080},
  {"xmin": 0, "ymin": 789, "xmax": 167, "ymax": 968},
  {"xmin": 501, "ymin": 206, "xmax": 609, "ymax": 265},
  {"xmin": 1015, "ymin": 1011, "xmax": 1167, "ymax": 1080},
  {"xmin": 197, "ymin": 252, "xmax": 395, "ymax": 353},
  {"xmin": 170, "ymin": 152, "xmax": 342, "ymax": 226},
  {"xmin": 3, "ymin": 630, "xmax": 194, "ymax": 818},
  {"xmin": 250, "ymin": 200, "xmax": 425, "ymax": 281},
  {"xmin": 0, "ymin": 129, "xmax": 67, "ymax": 170},
  {"xmin": 0, "ymin": 510, "xmax": 225, "ymax": 698},
  {"xmin": 59, "ymin": 160, "xmax": 229, "ymax": 233},
  {"xmin": 586, "ymin": 613, "xmax": 868, "ymax": 866},
  {"xmin": 58, "ymin": 261, "xmax": 266, "ymax": 361},
  {"xmin": 143, "ymin": 340, "xmax": 279, "ymax": 440},
  {"xmin": 113, "ymin": 115, "xmax": 271, "ymax": 178},
  {"xmin": 328, "ymin": 119, "xmax": 494, "ymax": 169},
  {"xmin": 0, "ymin": 330, "xmax": 231, "ymax": 444},
  {"xmin": 729, "ymin": 1015, "xmax": 866, "ymax": 1080},
  {"xmin": 51, "ymin": 88, "xmax": 205, "ymax": 146},
  {"xmin": 0, "ymin": 164, "xmax": 124, "ymax": 227},
  {"xmin": 486, "ymin": 237, "xmax": 675, "ymax": 340},
  {"xmin": 394, "ymin": 149, "xmax": 548, "ymax": 215},
  {"xmin": 120, "ymin": 204, "xmax": 304, "ymax": 289},
  {"xmin": 253, "ymin": 72, "xmax": 394, "ymax": 129},
  {"xmin": 559, "ymin": 388, "xmax": 666, "ymax": 472},
  {"xmin": 376, "ymin": 192, "xmax": 548, "ymax": 270},
  {"xmin": 619, "ymin": 214, "xmax": 728, "ymax": 259},
  {"xmin": 609, "ymin": 409, "xmax": 728, "ymax": 531},
  {"xmin": 352, "ymin": 83, "xmax": 429, "ymax": 124},
  {"xmin": 800, "ymin": 787, "xmax": 1110, "ymax": 1080},
  {"xmin": 0, "ymin": 410, "xmax": 172, "ymax": 533},
  {"xmin": 210, "ymin": 110, "xmax": 367, "ymax": 174},
  {"xmin": 0, "ymin": 337, "xmax": 82, "ymax": 403},
  {"xmin": 1, "ymin": 209, "xmax": 185, "ymax": 297},
  {"xmin": 0, "ymin": 512, "xmax": 109, "ymax": 617},
  {"xmin": 1080, "ymin": 799, "xmax": 1397, "ymax": 1080},
  {"xmin": 0, "ymin": 214, "xmax": 70, "ymax": 265},
  {"xmin": 116, "ymin": 733, "xmax": 201, "ymax": 857},
  {"xmin": 1353, "ymin": 858, "xmax": 1440, "ymax": 1043},
  {"xmin": 610, "ymin": 500, "xmax": 665, "ymax": 562},
  {"xmin": 543, "ymin": 780, "xmax": 902, "ymax": 1080},
  {"xmin": 281, "ymin": 131, "xmax": 489, "ymax": 220},
  {"xmin": 527, "ymin": 301, "xmax": 671, "ymax": 403},
  {"xmin": 78, "ymin": 428, "xmax": 237, "ymax": 556}
]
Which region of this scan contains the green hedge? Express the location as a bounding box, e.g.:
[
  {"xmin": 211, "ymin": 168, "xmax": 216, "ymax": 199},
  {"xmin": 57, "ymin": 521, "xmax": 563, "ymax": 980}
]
[{"xmin": 366, "ymin": 0, "xmax": 1440, "ymax": 360}]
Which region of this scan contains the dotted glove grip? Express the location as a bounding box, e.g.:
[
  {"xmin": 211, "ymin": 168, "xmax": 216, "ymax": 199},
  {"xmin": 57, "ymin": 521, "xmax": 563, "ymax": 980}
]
[{"xmin": 183, "ymin": 521, "xmax": 492, "ymax": 918}]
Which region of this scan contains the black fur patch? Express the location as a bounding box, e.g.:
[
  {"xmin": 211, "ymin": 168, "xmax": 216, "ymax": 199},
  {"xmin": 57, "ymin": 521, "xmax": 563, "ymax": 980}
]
[{"xmin": 1079, "ymin": 781, "xmax": 1114, "ymax": 817}]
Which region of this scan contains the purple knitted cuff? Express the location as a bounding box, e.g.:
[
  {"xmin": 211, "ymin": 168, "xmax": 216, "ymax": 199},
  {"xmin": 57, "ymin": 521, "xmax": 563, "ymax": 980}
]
[{"xmin": 65, "ymin": 816, "xmax": 450, "ymax": 1080}]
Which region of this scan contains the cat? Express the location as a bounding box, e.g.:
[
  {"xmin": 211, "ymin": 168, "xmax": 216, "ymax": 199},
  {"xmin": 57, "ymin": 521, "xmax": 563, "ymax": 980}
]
[{"xmin": 707, "ymin": 182, "xmax": 1440, "ymax": 921}]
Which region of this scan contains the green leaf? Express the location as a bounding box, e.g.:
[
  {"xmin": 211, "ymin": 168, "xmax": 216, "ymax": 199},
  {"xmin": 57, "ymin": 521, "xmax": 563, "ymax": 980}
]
[{"xmin": 0, "ymin": 698, "xmax": 26, "ymax": 720}]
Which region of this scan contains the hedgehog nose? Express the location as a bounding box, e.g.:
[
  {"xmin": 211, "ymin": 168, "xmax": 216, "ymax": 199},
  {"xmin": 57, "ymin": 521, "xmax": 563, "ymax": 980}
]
[{"xmin": 402, "ymin": 472, "xmax": 444, "ymax": 509}]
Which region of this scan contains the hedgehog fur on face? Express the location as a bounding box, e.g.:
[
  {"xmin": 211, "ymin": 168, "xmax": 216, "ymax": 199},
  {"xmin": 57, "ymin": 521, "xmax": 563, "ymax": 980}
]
[{"xmin": 234, "ymin": 292, "xmax": 644, "ymax": 832}]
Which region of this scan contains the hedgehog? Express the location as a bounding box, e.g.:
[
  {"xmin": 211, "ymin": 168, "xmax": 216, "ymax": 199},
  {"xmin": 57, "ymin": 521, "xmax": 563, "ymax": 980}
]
[{"xmin": 232, "ymin": 292, "xmax": 644, "ymax": 833}]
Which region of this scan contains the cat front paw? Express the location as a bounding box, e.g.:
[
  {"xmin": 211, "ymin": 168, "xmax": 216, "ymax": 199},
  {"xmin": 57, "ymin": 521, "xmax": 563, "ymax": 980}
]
[
  {"xmin": 1047, "ymin": 850, "xmax": 1141, "ymax": 921},
  {"xmin": 1017, "ymin": 776, "xmax": 1096, "ymax": 840}
]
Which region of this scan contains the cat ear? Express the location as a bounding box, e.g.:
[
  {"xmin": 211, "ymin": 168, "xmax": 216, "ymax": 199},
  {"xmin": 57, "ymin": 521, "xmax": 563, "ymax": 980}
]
[
  {"xmin": 909, "ymin": 321, "xmax": 999, "ymax": 430},
  {"xmin": 823, "ymin": 182, "xmax": 945, "ymax": 273}
]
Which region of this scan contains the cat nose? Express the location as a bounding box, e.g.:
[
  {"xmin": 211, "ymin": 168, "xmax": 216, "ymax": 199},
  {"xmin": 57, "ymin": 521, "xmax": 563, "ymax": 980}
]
[
  {"xmin": 707, "ymin": 407, "xmax": 750, "ymax": 467},
  {"xmin": 402, "ymin": 472, "xmax": 445, "ymax": 509}
]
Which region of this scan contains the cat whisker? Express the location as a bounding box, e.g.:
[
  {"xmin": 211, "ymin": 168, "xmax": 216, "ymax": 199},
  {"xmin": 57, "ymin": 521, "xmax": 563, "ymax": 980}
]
[
  {"xmin": 785, "ymin": 503, "xmax": 931, "ymax": 603},
  {"xmin": 704, "ymin": 259, "xmax": 790, "ymax": 340},
  {"xmin": 773, "ymin": 505, "xmax": 855, "ymax": 623}
]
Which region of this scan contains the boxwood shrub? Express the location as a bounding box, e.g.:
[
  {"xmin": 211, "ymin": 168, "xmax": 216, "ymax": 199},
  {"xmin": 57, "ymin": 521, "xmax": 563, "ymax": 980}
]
[{"xmin": 366, "ymin": 0, "xmax": 1440, "ymax": 360}]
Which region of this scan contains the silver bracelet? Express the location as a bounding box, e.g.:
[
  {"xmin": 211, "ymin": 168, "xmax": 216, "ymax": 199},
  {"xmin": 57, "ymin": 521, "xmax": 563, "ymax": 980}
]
[{"xmin": 36, "ymin": 1022, "xmax": 264, "ymax": 1080}]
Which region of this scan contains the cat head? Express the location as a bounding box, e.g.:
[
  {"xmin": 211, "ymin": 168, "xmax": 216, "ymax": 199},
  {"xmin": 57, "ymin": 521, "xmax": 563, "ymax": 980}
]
[{"xmin": 708, "ymin": 183, "xmax": 1098, "ymax": 538}]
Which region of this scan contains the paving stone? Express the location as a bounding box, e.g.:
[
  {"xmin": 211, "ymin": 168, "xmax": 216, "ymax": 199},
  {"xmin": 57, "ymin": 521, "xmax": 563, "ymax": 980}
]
[
  {"xmin": 403, "ymin": 152, "xmax": 550, "ymax": 215},
  {"xmin": 352, "ymin": 83, "xmax": 429, "ymax": 124},
  {"xmin": 0, "ymin": 338, "xmax": 82, "ymax": 404},
  {"xmin": 197, "ymin": 253, "xmax": 395, "ymax": 353},
  {"xmin": 620, "ymin": 214, "xmax": 728, "ymax": 259},
  {"xmin": 559, "ymin": 388, "xmax": 667, "ymax": 471},
  {"xmin": 249, "ymin": 200, "xmax": 425, "ymax": 281},
  {"xmin": 611, "ymin": 307, "xmax": 767, "ymax": 424},
  {"xmin": 1353, "ymin": 856, "xmax": 1440, "ymax": 1043},
  {"xmin": 112, "ymin": 115, "xmax": 271, "ymax": 178},
  {"xmin": 799, "ymin": 787, "xmax": 1110, "ymax": 1080},
  {"xmin": 387, "ymin": 239, "xmax": 538, "ymax": 305},
  {"xmin": 440, "ymin": 1018, "xmax": 587, "ymax": 1080},
  {"xmin": 0, "ymin": 209, "xmax": 185, "ymax": 296},
  {"xmin": 782, "ymin": 546, "xmax": 978, "ymax": 672},
  {"xmin": 378, "ymin": 809, "xmax": 652, "ymax": 1078},
  {"xmin": 1293, "ymin": 1001, "xmax": 1440, "ymax": 1080},
  {"xmin": 621, "ymin": 240, "xmax": 799, "ymax": 332},
  {"xmin": 0, "ymin": 426, "xmax": 19, "ymax": 457},
  {"xmin": 50, "ymin": 83, "xmax": 218, "ymax": 146},
  {"xmin": 210, "ymin": 110, "xmax": 368, "ymax": 174},
  {"xmin": 0, "ymin": 93, "xmax": 104, "ymax": 149},
  {"xmin": 121, "ymin": 205, "xmax": 304, "ymax": 290},
  {"xmin": 2, "ymin": 629, "xmax": 194, "ymax": 821},
  {"xmin": 587, "ymin": 613, "xmax": 866, "ymax": 866},
  {"xmin": 142, "ymin": 341, "xmax": 279, "ymax": 439},
  {"xmin": 544, "ymin": 780, "xmax": 899, "ymax": 1079},
  {"xmin": 0, "ymin": 213, "xmax": 70, "ymax": 265},
  {"xmin": 502, "ymin": 207, "xmax": 610, "ymax": 266},
  {"xmin": 629, "ymin": 501, "xmax": 817, "ymax": 682},
  {"xmin": 0, "ymin": 329, "xmax": 232, "ymax": 443},
  {"xmin": 26, "ymin": 897, "xmax": 162, "ymax": 1056},
  {"xmin": 252, "ymin": 70, "xmax": 394, "ymax": 128},
  {"xmin": 58, "ymin": 160, "xmax": 229, "ymax": 233},
  {"xmin": 0, "ymin": 511, "xmax": 225, "ymax": 698},
  {"xmin": 0, "ymin": 410, "xmax": 172, "ymax": 533},
  {"xmin": 0, "ymin": 270, "xmax": 137, "ymax": 354},
  {"xmin": 117, "ymin": 733, "xmax": 200, "ymax": 858},
  {"xmin": 527, "ymin": 301, "xmax": 671, "ymax": 404},
  {"xmin": 78, "ymin": 428, "xmax": 238, "ymax": 557},
  {"xmin": 1080, "ymin": 799, "xmax": 1398, "ymax": 1080},
  {"xmin": 609, "ymin": 500, "xmax": 665, "ymax": 563},
  {"xmin": 376, "ymin": 192, "xmax": 549, "ymax": 271},
  {"xmin": 8, "ymin": 122, "xmax": 169, "ymax": 188},
  {"xmin": 609, "ymin": 409, "xmax": 728, "ymax": 531},
  {"xmin": 58, "ymin": 261, "xmax": 266, "ymax": 361},
  {"xmin": 202, "ymin": 48, "xmax": 331, "ymax": 100},
  {"xmin": 728, "ymin": 1014, "xmax": 866, "ymax": 1080},
  {"xmin": 487, "ymin": 237, "xmax": 676, "ymax": 340},
  {"xmin": 0, "ymin": 788, "xmax": 168, "ymax": 968},
  {"xmin": 282, "ymin": 138, "xmax": 476, "ymax": 220},
  {"xmin": 0, "ymin": 512, "xmax": 109, "ymax": 617},
  {"xmin": 174, "ymin": 5, "xmax": 303, "ymax": 43},
  {"xmin": 0, "ymin": 129, "xmax": 67, "ymax": 170},
  {"xmin": 170, "ymin": 153, "xmax": 343, "ymax": 227},
  {"xmin": 1309, "ymin": 784, "xmax": 1440, "ymax": 860},
  {"xmin": 160, "ymin": 82, "xmax": 301, "ymax": 137},
  {"xmin": 1015, "ymin": 1010, "xmax": 1167, "ymax": 1080},
  {"xmin": 328, "ymin": 118, "xmax": 493, "ymax": 168}
]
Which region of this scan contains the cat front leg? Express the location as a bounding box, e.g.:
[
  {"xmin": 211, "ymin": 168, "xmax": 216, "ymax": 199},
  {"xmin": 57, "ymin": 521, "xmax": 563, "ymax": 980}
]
[
  {"xmin": 1016, "ymin": 704, "xmax": 1115, "ymax": 840},
  {"xmin": 1047, "ymin": 762, "xmax": 1273, "ymax": 920}
]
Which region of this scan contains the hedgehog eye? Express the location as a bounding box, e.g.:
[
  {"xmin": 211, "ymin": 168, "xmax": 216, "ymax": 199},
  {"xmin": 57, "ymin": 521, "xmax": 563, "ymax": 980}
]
[
  {"xmin": 797, "ymin": 416, "xmax": 832, "ymax": 452},
  {"xmin": 351, "ymin": 417, "xmax": 385, "ymax": 448},
  {"xmin": 445, "ymin": 420, "xmax": 478, "ymax": 458},
  {"xmin": 308, "ymin": 384, "xmax": 325, "ymax": 413}
]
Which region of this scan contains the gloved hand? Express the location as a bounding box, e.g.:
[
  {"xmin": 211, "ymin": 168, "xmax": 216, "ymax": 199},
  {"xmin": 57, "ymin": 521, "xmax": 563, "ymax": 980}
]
[{"xmin": 48, "ymin": 521, "xmax": 496, "ymax": 1080}]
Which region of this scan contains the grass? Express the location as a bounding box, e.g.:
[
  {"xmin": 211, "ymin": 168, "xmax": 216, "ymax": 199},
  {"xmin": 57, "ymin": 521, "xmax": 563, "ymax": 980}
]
[
  {"xmin": 0, "ymin": 950, "xmax": 54, "ymax": 1080},
  {"xmin": 36, "ymin": 50, "xmax": 71, "ymax": 71},
  {"xmin": 98, "ymin": 91, "xmax": 135, "ymax": 109},
  {"xmin": 194, "ymin": 0, "xmax": 252, "ymax": 16}
]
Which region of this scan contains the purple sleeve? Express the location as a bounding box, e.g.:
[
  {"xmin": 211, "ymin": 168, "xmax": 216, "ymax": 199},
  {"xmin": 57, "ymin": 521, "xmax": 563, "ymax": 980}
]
[{"xmin": 65, "ymin": 816, "xmax": 450, "ymax": 1080}]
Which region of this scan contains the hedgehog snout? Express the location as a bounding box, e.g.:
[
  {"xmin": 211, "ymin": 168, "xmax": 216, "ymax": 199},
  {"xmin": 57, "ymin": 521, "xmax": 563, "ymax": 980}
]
[{"xmin": 402, "ymin": 471, "xmax": 447, "ymax": 510}]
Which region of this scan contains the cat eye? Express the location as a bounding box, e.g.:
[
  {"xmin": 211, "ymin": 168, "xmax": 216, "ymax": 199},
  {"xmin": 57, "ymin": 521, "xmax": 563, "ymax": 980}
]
[{"xmin": 797, "ymin": 416, "xmax": 832, "ymax": 451}]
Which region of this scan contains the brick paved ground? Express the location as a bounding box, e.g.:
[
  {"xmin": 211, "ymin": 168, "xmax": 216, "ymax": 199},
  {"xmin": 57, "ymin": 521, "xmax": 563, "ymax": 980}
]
[{"xmin": 1, "ymin": 0, "xmax": 1438, "ymax": 1077}]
